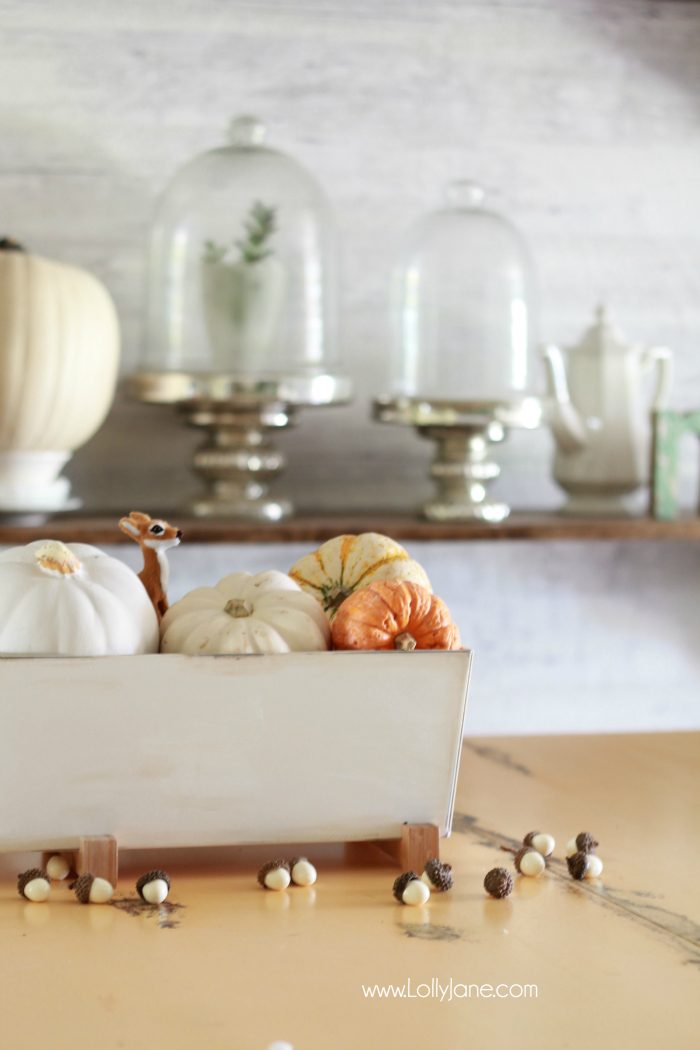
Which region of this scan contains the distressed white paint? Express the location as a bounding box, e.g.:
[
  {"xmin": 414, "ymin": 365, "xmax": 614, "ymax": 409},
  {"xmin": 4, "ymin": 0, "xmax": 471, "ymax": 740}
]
[{"xmin": 0, "ymin": 650, "xmax": 470, "ymax": 851}]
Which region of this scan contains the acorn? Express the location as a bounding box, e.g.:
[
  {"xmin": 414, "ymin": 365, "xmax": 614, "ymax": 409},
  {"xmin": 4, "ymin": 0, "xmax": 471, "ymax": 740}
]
[
  {"xmin": 392, "ymin": 871, "xmax": 430, "ymax": 906},
  {"xmin": 421, "ymin": 858, "xmax": 453, "ymax": 892},
  {"xmin": 585, "ymin": 854, "xmax": 604, "ymax": 878},
  {"xmin": 575, "ymin": 831, "xmax": 598, "ymax": 853},
  {"xmin": 17, "ymin": 868, "xmax": 51, "ymax": 902},
  {"xmin": 484, "ymin": 867, "xmax": 513, "ymax": 899},
  {"xmin": 73, "ymin": 873, "xmax": 114, "ymax": 904},
  {"xmin": 567, "ymin": 850, "xmax": 604, "ymax": 880},
  {"xmin": 566, "ymin": 832, "xmax": 598, "ymax": 856},
  {"xmin": 257, "ymin": 860, "xmax": 291, "ymax": 891},
  {"xmin": 393, "ymin": 871, "xmax": 430, "ymax": 905},
  {"xmin": 290, "ymin": 857, "xmax": 317, "ymax": 887},
  {"xmin": 514, "ymin": 846, "xmax": 546, "ymax": 877},
  {"xmin": 45, "ymin": 854, "xmax": 71, "ymax": 881},
  {"xmin": 393, "ymin": 871, "xmax": 417, "ymax": 902},
  {"xmin": 136, "ymin": 870, "xmax": 171, "ymax": 904},
  {"xmin": 523, "ymin": 831, "xmax": 555, "ymax": 858}
]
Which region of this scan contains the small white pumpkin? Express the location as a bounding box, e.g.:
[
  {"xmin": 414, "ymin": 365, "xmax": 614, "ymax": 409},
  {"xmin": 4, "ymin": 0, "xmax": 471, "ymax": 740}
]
[
  {"xmin": 160, "ymin": 570, "xmax": 330, "ymax": 654},
  {"xmin": 0, "ymin": 540, "xmax": 159, "ymax": 656},
  {"xmin": 289, "ymin": 532, "xmax": 432, "ymax": 620}
]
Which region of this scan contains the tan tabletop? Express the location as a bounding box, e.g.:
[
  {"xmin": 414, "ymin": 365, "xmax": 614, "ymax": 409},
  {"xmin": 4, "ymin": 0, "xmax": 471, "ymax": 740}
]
[{"xmin": 1, "ymin": 732, "xmax": 698, "ymax": 1050}]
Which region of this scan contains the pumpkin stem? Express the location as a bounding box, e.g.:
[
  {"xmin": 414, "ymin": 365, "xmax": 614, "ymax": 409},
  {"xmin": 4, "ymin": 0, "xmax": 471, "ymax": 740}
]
[
  {"xmin": 0, "ymin": 237, "xmax": 25, "ymax": 252},
  {"xmin": 322, "ymin": 585, "xmax": 351, "ymax": 616},
  {"xmin": 35, "ymin": 541, "xmax": 82, "ymax": 576},
  {"xmin": 224, "ymin": 597, "xmax": 254, "ymax": 618},
  {"xmin": 395, "ymin": 631, "xmax": 417, "ymax": 652}
]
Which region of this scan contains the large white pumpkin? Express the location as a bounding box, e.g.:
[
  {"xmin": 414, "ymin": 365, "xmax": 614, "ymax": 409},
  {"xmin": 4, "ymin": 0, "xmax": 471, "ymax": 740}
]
[
  {"xmin": 0, "ymin": 540, "xmax": 158, "ymax": 656},
  {"xmin": 0, "ymin": 240, "xmax": 120, "ymax": 511},
  {"xmin": 160, "ymin": 570, "xmax": 330, "ymax": 654}
]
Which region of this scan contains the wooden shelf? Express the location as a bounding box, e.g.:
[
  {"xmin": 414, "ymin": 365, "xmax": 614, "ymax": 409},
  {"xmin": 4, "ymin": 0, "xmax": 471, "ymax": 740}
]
[{"xmin": 1, "ymin": 512, "xmax": 699, "ymax": 545}]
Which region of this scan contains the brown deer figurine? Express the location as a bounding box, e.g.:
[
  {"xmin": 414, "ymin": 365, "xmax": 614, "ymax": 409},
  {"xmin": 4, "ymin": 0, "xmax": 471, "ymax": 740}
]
[{"xmin": 118, "ymin": 511, "xmax": 182, "ymax": 620}]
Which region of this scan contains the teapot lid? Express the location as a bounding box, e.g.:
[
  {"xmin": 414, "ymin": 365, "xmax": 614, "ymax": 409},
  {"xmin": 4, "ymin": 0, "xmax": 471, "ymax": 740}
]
[{"xmin": 575, "ymin": 305, "xmax": 629, "ymax": 356}]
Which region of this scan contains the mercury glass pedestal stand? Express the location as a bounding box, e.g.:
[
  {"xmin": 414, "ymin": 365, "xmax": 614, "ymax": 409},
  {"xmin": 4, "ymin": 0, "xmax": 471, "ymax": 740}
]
[
  {"xmin": 373, "ymin": 397, "xmax": 542, "ymax": 522},
  {"xmin": 130, "ymin": 372, "xmax": 351, "ymax": 520}
]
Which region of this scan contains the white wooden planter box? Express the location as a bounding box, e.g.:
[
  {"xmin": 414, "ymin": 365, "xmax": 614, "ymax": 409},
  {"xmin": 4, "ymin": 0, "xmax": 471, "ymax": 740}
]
[{"xmin": 0, "ymin": 650, "xmax": 471, "ymax": 879}]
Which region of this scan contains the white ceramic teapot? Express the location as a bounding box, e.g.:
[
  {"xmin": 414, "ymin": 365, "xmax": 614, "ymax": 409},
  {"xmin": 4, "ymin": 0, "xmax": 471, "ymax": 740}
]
[{"xmin": 542, "ymin": 307, "xmax": 673, "ymax": 515}]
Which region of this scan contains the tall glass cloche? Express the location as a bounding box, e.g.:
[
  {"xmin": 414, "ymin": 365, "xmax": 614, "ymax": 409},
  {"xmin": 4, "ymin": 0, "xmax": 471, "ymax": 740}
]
[
  {"xmin": 133, "ymin": 118, "xmax": 350, "ymax": 523},
  {"xmin": 390, "ymin": 179, "xmax": 537, "ymax": 405},
  {"xmin": 145, "ymin": 115, "xmax": 338, "ymax": 377},
  {"xmin": 375, "ymin": 180, "xmax": 541, "ymax": 523}
]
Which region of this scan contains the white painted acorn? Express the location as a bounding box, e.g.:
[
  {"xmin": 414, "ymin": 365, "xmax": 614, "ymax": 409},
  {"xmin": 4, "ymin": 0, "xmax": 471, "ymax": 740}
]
[
  {"xmin": 567, "ymin": 850, "xmax": 604, "ymax": 881},
  {"xmin": 521, "ymin": 851, "xmax": 546, "ymax": 877},
  {"xmin": 267, "ymin": 1042, "xmax": 294, "ymax": 1050},
  {"xmin": 290, "ymin": 857, "xmax": 317, "ymax": 887},
  {"xmin": 18, "ymin": 869, "xmax": 51, "ymax": 902},
  {"xmin": 136, "ymin": 870, "xmax": 171, "ymax": 904},
  {"xmin": 258, "ymin": 861, "xmax": 291, "ymax": 891},
  {"xmin": 46, "ymin": 854, "xmax": 71, "ymax": 881},
  {"xmin": 566, "ymin": 837, "xmax": 578, "ymax": 857},
  {"xmin": 514, "ymin": 847, "xmax": 546, "ymax": 877},
  {"xmin": 584, "ymin": 854, "xmax": 604, "ymax": 879},
  {"xmin": 525, "ymin": 832, "xmax": 555, "ymax": 858},
  {"xmin": 143, "ymin": 879, "xmax": 168, "ymax": 904},
  {"xmin": 89, "ymin": 877, "xmax": 114, "ymax": 904},
  {"xmin": 74, "ymin": 873, "xmax": 114, "ymax": 904},
  {"xmin": 402, "ymin": 879, "xmax": 431, "ymax": 906}
]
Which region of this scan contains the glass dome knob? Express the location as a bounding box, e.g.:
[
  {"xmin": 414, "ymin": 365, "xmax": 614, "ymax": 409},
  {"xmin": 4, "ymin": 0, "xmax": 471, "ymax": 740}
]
[
  {"xmin": 227, "ymin": 115, "xmax": 267, "ymax": 148},
  {"xmin": 445, "ymin": 179, "xmax": 485, "ymax": 210}
]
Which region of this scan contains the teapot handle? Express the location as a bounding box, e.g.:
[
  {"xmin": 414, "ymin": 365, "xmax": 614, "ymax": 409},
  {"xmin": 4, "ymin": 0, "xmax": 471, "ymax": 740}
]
[{"xmin": 644, "ymin": 346, "xmax": 673, "ymax": 409}]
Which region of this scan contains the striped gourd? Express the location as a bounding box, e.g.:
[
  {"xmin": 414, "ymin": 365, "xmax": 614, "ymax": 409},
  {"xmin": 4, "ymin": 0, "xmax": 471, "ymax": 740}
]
[{"xmin": 289, "ymin": 533, "xmax": 431, "ymax": 620}]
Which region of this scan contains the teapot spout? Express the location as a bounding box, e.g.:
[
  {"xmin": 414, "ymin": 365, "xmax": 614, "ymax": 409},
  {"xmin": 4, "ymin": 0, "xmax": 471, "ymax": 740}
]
[{"xmin": 541, "ymin": 344, "xmax": 588, "ymax": 453}]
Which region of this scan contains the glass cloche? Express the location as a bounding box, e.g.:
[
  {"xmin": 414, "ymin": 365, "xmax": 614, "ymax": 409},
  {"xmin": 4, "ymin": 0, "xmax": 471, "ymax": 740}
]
[
  {"xmin": 390, "ymin": 180, "xmax": 537, "ymax": 404},
  {"xmin": 145, "ymin": 116, "xmax": 338, "ymax": 377}
]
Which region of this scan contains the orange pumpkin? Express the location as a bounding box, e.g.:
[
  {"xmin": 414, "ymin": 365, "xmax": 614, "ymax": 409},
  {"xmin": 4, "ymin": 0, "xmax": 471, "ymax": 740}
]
[{"xmin": 331, "ymin": 580, "xmax": 461, "ymax": 652}]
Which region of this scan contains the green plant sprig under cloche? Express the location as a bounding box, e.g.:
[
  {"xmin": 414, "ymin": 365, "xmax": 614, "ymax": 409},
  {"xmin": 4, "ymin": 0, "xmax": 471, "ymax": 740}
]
[{"xmin": 203, "ymin": 201, "xmax": 277, "ymax": 266}]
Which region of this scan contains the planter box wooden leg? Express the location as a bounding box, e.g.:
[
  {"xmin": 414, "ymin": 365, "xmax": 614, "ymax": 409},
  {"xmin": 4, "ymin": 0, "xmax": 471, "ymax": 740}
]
[
  {"xmin": 400, "ymin": 823, "xmax": 439, "ymax": 871},
  {"xmin": 370, "ymin": 823, "xmax": 440, "ymax": 870},
  {"xmin": 77, "ymin": 835, "xmax": 118, "ymax": 886}
]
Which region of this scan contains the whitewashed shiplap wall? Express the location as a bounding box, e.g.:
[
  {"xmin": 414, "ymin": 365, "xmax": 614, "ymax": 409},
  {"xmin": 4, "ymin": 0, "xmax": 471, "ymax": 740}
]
[
  {"xmin": 1, "ymin": 0, "xmax": 699, "ymax": 732},
  {"xmin": 105, "ymin": 539, "xmax": 700, "ymax": 737}
]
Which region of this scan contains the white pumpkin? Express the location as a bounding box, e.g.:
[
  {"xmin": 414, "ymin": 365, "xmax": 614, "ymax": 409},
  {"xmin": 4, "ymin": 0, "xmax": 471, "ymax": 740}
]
[
  {"xmin": 0, "ymin": 240, "xmax": 119, "ymax": 511},
  {"xmin": 289, "ymin": 532, "xmax": 432, "ymax": 620},
  {"xmin": 160, "ymin": 570, "xmax": 330, "ymax": 654},
  {"xmin": 0, "ymin": 540, "xmax": 158, "ymax": 656}
]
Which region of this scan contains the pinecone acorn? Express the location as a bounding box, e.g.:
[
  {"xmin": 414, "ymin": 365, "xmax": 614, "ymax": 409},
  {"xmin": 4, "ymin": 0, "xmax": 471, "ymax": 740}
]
[
  {"xmin": 484, "ymin": 867, "xmax": 513, "ymax": 898},
  {"xmin": 422, "ymin": 858, "xmax": 454, "ymax": 892},
  {"xmin": 567, "ymin": 851, "xmax": 589, "ymax": 880},
  {"xmin": 73, "ymin": 873, "xmax": 95, "ymax": 903}
]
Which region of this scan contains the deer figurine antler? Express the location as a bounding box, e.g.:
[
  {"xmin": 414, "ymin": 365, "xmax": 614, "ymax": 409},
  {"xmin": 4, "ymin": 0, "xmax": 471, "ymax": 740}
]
[{"xmin": 118, "ymin": 511, "xmax": 182, "ymax": 621}]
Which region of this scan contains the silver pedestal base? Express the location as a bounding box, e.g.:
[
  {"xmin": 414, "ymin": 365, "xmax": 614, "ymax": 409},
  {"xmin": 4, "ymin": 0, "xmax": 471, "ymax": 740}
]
[
  {"xmin": 184, "ymin": 400, "xmax": 296, "ymax": 521},
  {"xmin": 130, "ymin": 371, "xmax": 352, "ymax": 521},
  {"xmin": 373, "ymin": 396, "xmax": 542, "ymax": 522},
  {"xmin": 421, "ymin": 423, "xmax": 510, "ymax": 522}
]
